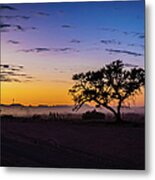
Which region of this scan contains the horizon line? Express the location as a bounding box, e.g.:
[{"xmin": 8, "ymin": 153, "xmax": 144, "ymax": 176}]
[{"xmin": 0, "ymin": 103, "xmax": 145, "ymax": 108}]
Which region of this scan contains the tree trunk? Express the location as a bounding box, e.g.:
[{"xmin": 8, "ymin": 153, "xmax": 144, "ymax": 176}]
[
  {"xmin": 116, "ymin": 112, "xmax": 122, "ymax": 124},
  {"xmin": 102, "ymin": 104, "xmax": 122, "ymax": 124},
  {"xmin": 115, "ymin": 107, "xmax": 122, "ymax": 124}
]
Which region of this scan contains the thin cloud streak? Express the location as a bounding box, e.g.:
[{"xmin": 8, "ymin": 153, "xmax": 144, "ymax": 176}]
[
  {"xmin": 70, "ymin": 39, "xmax": 81, "ymax": 43},
  {"xmin": 0, "ymin": 64, "xmax": 23, "ymax": 69},
  {"xmin": 52, "ymin": 47, "xmax": 78, "ymax": 53},
  {"xmin": 8, "ymin": 40, "xmax": 20, "ymax": 44},
  {"xmin": 0, "ymin": 15, "xmax": 30, "ymax": 20},
  {"xmin": 0, "ymin": 5, "xmax": 17, "ymax": 11},
  {"xmin": 128, "ymin": 43, "xmax": 144, "ymax": 48},
  {"xmin": 17, "ymin": 47, "xmax": 79, "ymax": 53},
  {"xmin": 99, "ymin": 27, "xmax": 118, "ymax": 32},
  {"xmin": 100, "ymin": 39, "xmax": 121, "ymax": 45},
  {"xmin": 105, "ymin": 48, "xmax": 143, "ymax": 57},
  {"xmin": 61, "ymin": 24, "xmax": 74, "ymax": 28},
  {"xmin": 0, "ymin": 23, "xmax": 37, "ymax": 32},
  {"xmin": 0, "ymin": 64, "xmax": 34, "ymax": 83},
  {"xmin": 18, "ymin": 48, "xmax": 51, "ymax": 53},
  {"xmin": 99, "ymin": 27, "xmax": 144, "ymax": 39},
  {"xmin": 37, "ymin": 12, "xmax": 50, "ymax": 16}
]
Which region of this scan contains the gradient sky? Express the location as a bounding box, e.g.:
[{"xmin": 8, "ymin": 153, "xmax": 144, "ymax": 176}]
[{"xmin": 0, "ymin": 1, "xmax": 145, "ymax": 106}]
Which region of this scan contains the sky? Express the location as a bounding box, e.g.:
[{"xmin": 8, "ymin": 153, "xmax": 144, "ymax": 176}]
[{"xmin": 0, "ymin": 1, "xmax": 145, "ymax": 106}]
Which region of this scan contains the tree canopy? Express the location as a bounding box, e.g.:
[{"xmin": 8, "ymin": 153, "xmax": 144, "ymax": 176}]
[{"xmin": 69, "ymin": 60, "xmax": 145, "ymax": 123}]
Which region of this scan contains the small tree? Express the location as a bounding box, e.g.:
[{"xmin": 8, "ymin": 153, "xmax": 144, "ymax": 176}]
[{"xmin": 69, "ymin": 60, "xmax": 145, "ymax": 123}]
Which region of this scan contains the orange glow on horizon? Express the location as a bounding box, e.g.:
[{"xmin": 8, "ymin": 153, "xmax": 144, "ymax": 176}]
[
  {"xmin": 1, "ymin": 81, "xmax": 144, "ymax": 107},
  {"xmin": 1, "ymin": 81, "xmax": 73, "ymax": 106}
]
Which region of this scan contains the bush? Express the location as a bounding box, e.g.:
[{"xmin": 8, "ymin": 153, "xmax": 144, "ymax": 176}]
[{"xmin": 82, "ymin": 110, "xmax": 105, "ymax": 120}]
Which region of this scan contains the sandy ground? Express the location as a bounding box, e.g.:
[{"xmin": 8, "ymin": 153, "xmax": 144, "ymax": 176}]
[{"xmin": 1, "ymin": 118, "xmax": 145, "ymax": 169}]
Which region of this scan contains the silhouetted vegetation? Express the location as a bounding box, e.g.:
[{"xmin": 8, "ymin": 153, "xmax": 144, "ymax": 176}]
[
  {"xmin": 82, "ymin": 109, "xmax": 105, "ymax": 121},
  {"xmin": 69, "ymin": 60, "xmax": 145, "ymax": 124}
]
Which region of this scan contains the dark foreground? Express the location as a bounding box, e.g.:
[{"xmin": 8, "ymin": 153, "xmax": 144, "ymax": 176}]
[{"xmin": 1, "ymin": 116, "xmax": 145, "ymax": 169}]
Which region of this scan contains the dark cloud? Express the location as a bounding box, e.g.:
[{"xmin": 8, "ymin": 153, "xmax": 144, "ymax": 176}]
[
  {"xmin": 25, "ymin": 76, "xmax": 33, "ymax": 79},
  {"xmin": 0, "ymin": 64, "xmax": 10, "ymax": 69},
  {"xmin": 27, "ymin": 27, "xmax": 37, "ymax": 30},
  {"xmin": 123, "ymin": 31, "xmax": 130, "ymax": 35},
  {"xmin": 1, "ymin": 71, "xmax": 27, "ymax": 77},
  {"xmin": 105, "ymin": 48, "xmax": 143, "ymax": 57},
  {"xmin": 0, "ymin": 75, "xmax": 22, "ymax": 83},
  {"xmin": 0, "ymin": 64, "xmax": 23, "ymax": 69},
  {"xmin": 61, "ymin": 25, "xmax": 73, "ymax": 28},
  {"xmin": 100, "ymin": 27, "xmax": 118, "ymax": 32},
  {"xmin": 0, "ymin": 23, "xmax": 37, "ymax": 32},
  {"xmin": 0, "ymin": 23, "xmax": 23, "ymax": 32},
  {"xmin": 52, "ymin": 47, "xmax": 78, "ymax": 53},
  {"xmin": 17, "ymin": 47, "xmax": 78, "ymax": 54},
  {"xmin": 0, "ymin": 15, "xmax": 30, "ymax": 20},
  {"xmin": 8, "ymin": 40, "xmax": 20, "ymax": 44},
  {"xmin": 70, "ymin": 39, "xmax": 81, "ymax": 43},
  {"xmin": 32, "ymin": 27, "xmax": 37, "ymax": 29},
  {"xmin": 128, "ymin": 43, "xmax": 144, "ymax": 48},
  {"xmin": 0, "ymin": 64, "xmax": 33, "ymax": 83},
  {"xmin": 123, "ymin": 31, "xmax": 144, "ymax": 39},
  {"xmin": 100, "ymin": 39, "xmax": 121, "ymax": 45},
  {"xmin": 11, "ymin": 68, "xmax": 22, "ymax": 71},
  {"xmin": 131, "ymin": 32, "xmax": 145, "ymax": 39},
  {"xmin": 18, "ymin": 48, "xmax": 51, "ymax": 53},
  {"xmin": 53, "ymin": 48, "xmax": 71, "ymax": 52},
  {"xmin": 14, "ymin": 25, "xmax": 24, "ymax": 31},
  {"xmin": 128, "ymin": 43, "xmax": 136, "ymax": 47},
  {"xmin": 37, "ymin": 12, "xmax": 50, "ymax": 16},
  {"xmin": 0, "ymin": 5, "xmax": 17, "ymax": 11},
  {"xmin": 17, "ymin": 16, "xmax": 30, "ymax": 20},
  {"xmin": 124, "ymin": 63, "xmax": 138, "ymax": 68},
  {"xmin": 100, "ymin": 27, "xmax": 144, "ymax": 40},
  {"xmin": 0, "ymin": 24, "xmax": 11, "ymax": 28},
  {"xmin": 34, "ymin": 48, "xmax": 50, "ymax": 52},
  {"xmin": 138, "ymin": 35, "xmax": 145, "ymax": 39}
]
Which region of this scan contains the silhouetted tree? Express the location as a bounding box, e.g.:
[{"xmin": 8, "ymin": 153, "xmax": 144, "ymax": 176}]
[{"xmin": 69, "ymin": 60, "xmax": 145, "ymax": 124}]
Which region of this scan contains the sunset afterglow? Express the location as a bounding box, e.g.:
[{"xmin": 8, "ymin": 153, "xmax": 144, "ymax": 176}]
[{"xmin": 1, "ymin": 1, "xmax": 144, "ymax": 106}]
